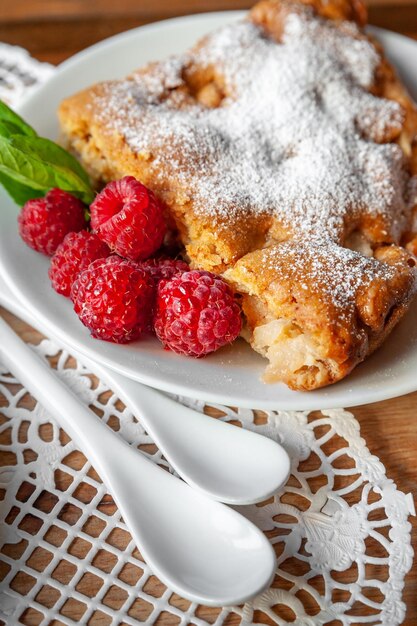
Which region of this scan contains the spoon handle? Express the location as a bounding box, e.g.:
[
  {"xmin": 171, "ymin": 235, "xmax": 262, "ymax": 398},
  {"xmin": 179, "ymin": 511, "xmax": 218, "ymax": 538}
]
[
  {"xmin": 0, "ymin": 282, "xmax": 290, "ymax": 505},
  {"xmin": 0, "ymin": 314, "xmax": 276, "ymax": 605},
  {"xmin": 0, "ymin": 315, "xmax": 138, "ymax": 467}
]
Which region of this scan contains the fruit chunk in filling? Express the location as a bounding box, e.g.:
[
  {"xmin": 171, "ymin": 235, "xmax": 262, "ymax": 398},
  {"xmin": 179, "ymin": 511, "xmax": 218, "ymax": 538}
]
[
  {"xmin": 224, "ymin": 240, "xmax": 417, "ymax": 391},
  {"xmin": 252, "ymin": 318, "xmax": 339, "ymax": 387}
]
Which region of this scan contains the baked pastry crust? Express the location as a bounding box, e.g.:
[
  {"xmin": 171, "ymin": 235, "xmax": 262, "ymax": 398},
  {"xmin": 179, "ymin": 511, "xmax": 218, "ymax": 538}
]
[{"xmin": 59, "ymin": 0, "xmax": 417, "ymax": 390}]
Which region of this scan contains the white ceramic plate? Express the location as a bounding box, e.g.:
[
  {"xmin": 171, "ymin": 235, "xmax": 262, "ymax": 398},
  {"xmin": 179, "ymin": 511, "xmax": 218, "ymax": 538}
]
[{"xmin": 1, "ymin": 13, "xmax": 417, "ymax": 410}]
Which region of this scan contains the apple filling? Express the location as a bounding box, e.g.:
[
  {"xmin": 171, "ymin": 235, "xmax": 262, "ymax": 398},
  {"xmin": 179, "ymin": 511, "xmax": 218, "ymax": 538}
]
[{"xmin": 250, "ymin": 318, "xmax": 339, "ymax": 389}]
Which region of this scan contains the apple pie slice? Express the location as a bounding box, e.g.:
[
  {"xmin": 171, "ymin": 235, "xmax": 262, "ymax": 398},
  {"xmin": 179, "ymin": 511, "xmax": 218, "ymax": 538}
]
[{"xmin": 59, "ymin": 0, "xmax": 417, "ymax": 390}]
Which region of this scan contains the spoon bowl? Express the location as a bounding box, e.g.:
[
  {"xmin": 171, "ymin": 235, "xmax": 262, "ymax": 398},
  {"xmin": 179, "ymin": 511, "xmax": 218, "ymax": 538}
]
[
  {"xmin": 86, "ymin": 368, "xmax": 291, "ymax": 505},
  {"xmin": 0, "ymin": 313, "xmax": 276, "ymax": 606}
]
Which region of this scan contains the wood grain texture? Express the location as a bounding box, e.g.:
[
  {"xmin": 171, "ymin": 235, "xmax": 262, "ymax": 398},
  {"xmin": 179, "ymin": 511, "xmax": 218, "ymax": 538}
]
[
  {"xmin": 0, "ymin": 0, "xmax": 417, "ymax": 63},
  {"xmin": 0, "ymin": 309, "xmax": 416, "ymax": 624},
  {"xmin": 1, "ymin": 0, "xmax": 417, "ymax": 21},
  {"xmin": 0, "ymin": 0, "xmax": 416, "ymax": 622}
]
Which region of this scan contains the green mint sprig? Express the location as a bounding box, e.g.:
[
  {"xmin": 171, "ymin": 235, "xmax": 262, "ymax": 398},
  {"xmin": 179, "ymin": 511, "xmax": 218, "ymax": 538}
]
[{"xmin": 0, "ymin": 100, "xmax": 95, "ymax": 206}]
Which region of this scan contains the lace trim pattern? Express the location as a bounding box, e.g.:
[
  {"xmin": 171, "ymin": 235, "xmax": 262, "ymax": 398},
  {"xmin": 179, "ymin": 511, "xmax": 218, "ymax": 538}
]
[{"xmin": 0, "ymin": 339, "xmax": 413, "ymax": 625}]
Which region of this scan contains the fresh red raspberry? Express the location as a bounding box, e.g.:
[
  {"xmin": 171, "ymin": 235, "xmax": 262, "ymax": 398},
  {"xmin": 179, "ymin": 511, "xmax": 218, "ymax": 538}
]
[
  {"xmin": 90, "ymin": 176, "xmax": 166, "ymax": 260},
  {"xmin": 141, "ymin": 257, "xmax": 190, "ymax": 286},
  {"xmin": 18, "ymin": 188, "xmax": 87, "ymax": 256},
  {"xmin": 134, "ymin": 258, "xmax": 190, "ymax": 334},
  {"xmin": 49, "ymin": 230, "xmax": 111, "ymax": 297},
  {"xmin": 71, "ymin": 256, "xmax": 154, "ymax": 343},
  {"xmin": 154, "ymin": 270, "xmax": 242, "ymax": 357}
]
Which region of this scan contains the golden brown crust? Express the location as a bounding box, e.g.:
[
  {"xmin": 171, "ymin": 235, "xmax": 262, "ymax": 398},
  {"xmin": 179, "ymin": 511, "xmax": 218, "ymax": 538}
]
[
  {"xmin": 250, "ymin": 0, "xmax": 367, "ymax": 40},
  {"xmin": 58, "ymin": 0, "xmax": 417, "ymax": 390},
  {"xmin": 225, "ymin": 241, "xmax": 416, "ymax": 389}
]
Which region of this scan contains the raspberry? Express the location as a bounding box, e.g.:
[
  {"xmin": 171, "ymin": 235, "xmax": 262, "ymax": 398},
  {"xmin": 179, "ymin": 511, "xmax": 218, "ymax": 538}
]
[
  {"xmin": 49, "ymin": 230, "xmax": 111, "ymax": 297},
  {"xmin": 18, "ymin": 188, "xmax": 87, "ymax": 256},
  {"xmin": 90, "ymin": 176, "xmax": 166, "ymax": 260},
  {"xmin": 71, "ymin": 256, "xmax": 154, "ymax": 343},
  {"xmin": 141, "ymin": 257, "xmax": 190, "ymax": 286},
  {"xmin": 154, "ymin": 270, "xmax": 242, "ymax": 357}
]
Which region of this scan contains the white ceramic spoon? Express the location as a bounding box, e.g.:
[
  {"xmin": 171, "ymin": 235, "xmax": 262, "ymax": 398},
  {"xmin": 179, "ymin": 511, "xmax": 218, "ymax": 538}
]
[
  {"xmin": 0, "ymin": 279, "xmax": 290, "ymax": 505},
  {"xmin": 0, "ymin": 314, "xmax": 276, "ymax": 606}
]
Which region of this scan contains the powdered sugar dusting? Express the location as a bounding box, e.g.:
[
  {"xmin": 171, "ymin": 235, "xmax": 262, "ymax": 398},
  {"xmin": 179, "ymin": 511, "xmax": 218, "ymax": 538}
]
[
  {"xmin": 95, "ymin": 9, "xmax": 414, "ymax": 246},
  {"xmin": 262, "ymin": 238, "xmax": 397, "ymax": 315},
  {"xmin": 91, "ymin": 8, "xmax": 417, "ymax": 311}
]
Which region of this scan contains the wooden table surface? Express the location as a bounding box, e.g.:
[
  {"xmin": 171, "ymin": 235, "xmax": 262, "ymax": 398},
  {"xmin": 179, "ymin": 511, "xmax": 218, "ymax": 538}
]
[{"xmin": 0, "ymin": 1, "xmax": 416, "ymax": 624}]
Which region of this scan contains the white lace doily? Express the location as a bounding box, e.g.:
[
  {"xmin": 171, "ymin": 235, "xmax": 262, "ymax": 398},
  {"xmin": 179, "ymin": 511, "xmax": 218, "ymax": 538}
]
[
  {"xmin": 0, "ymin": 339, "xmax": 414, "ymax": 626},
  {"xmin": 0, "ymin": 43, "xmax": 53, "ymax": 107},
  {"xmin": 0, "ymin": 41, "xmax": 415, "ymax": 626}
]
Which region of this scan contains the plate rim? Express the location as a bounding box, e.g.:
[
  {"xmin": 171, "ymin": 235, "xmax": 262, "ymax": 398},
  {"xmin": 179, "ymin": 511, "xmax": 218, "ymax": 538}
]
[
  {"xmin": 14, "ymin": 10, "xmax": 247, "ymax": 115},
  {"xmin": 3, "ymin": 12, "xmax": 417, "ymax": 410}
]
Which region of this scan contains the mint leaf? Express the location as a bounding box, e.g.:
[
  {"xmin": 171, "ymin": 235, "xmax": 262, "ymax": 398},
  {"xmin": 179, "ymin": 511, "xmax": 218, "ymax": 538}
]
[
  {"xmin": 0, "ymin": 100, "xmax": 36, "ymax": 137},
  {"xmin": 0, "ymin": 120, "xmax": 26, "ymax": 139},
  {"xmin": 0, "ymin": 171, "xmax": 43, "ymax": 205},
  {"xmin": 0, "ymin": 101, "xmax": 95, "ymax": 207},
  {"xmin": 11, "ymin": 135, "xmax": 91, "ymax": 187},
  {"xmin": 0, "ymin": 136, "xmax": 94, "ymax": 205}
]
